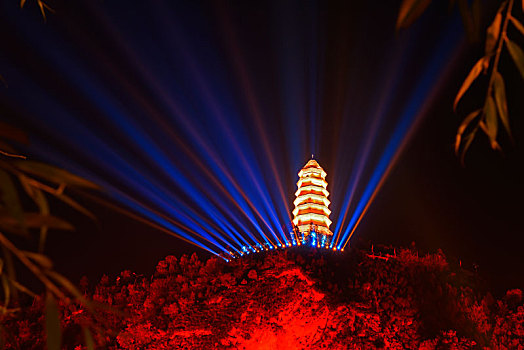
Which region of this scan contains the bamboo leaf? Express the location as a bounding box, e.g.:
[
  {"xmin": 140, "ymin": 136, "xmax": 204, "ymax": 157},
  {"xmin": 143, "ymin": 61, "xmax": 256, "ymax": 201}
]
[
  {"xmin": 455, "ymin": 109, "xmax": 481, "ymax": 154},
  {"xmin": 0, "ymin": 223, "xmax": 29, "ymax": 237},
  {"xmin": 485, "ymin": 13, "xmax": 502, "ymax": 55},
  {"xmin": 41, "ymin": 1, "xmax": 55, "ymax": 13},
  {"xmin": 30, "ymin": 188, "xmax": 50, "ymax": 252},
  {"xmin": 34, "ymin": 188, "xmax": 49, "ymax": 216},
  {"xmin": 20, "ymin": 0, "xmax": 26, "ymax": 8},
  {"xmin": 484, "ymin": 96, "xmax": 498, "ymax": 148},
  {"xmin": 396, "ymin": 0, "xmax": 432, "ymax": 30},
  {"xmin": 454, "ymin": 57, "xmax": 487, "ymax": 111},
  {"xmin": 83, "ymin": 327, "xmax": 95, "ymax": 350},
  {"xmin": 10, "ymin": 279, "xmax": 37, "ymax": 298},
  {"xmin": 47, "ymin": 271, "xmax": 90, "ymax": 307},
  {"xmin": 1, "ymin": 247, "xmax": 16, "ymax": 299},
  {"xmin": 25, "ymin": 213, "xmax": 74, "ymax": 231},
  {"xmin": 0, "ymin": 213, "xmax": 74, "ymax": 231},
  {"xmin": 22, "ymin": 251, "xmax": 53, "ymax": 270},
  {"xmin": 13, "ymin": 161, "xmax": 99, "ymax": 189},
  {"xmin": 54, "ymin": 193, "xmax": 96, "ymax": 221},
  {"xmin": 496, "ymin": 1, "xmax": 509, "ymax": 18},
  {"xmin": 0, "ymin": 169, "xmax": 24, "ymax": 230},
  {"xmin": 47, "ymin": 271, "xmax": 82, "ymax": 299},
  {"xmin": 460, "ymin": 127, "xmax": 478, "ymax": 165},
  {"xmin": 47, "ymin": 271, "xmax": 86, "ymax": 302},
  {"xmin": 45, "ymin": 293, "xmax": 62, "ymax": 350},
  {"xmin": 493, "ymin": 71, "xmax": 512, "ymax": 139},
  {"xmin": 510, "ymin": 16, "xmax": 524, "ymax": 37},
  {"xmin": 505, "ymin": 38, "xmax": 524, "ymax": 80},
  {"xmin": 20, "ymin": 174, "xmax": 96, "ymax": 221},
  {"xmin": 37, "ymin": 0, "xmax": 47, "ymax": 21},
  {"xmin": 18, "ymin": 174, "xmax": 35, "ymax": 199},
  {"xmin": 458, "ymin": 0, "xmax": 477, "ymax": 42},
  {"xmin": 0, "ymin": 149, "xmax": 26, "ymax": 160},
  {"xmin": 1, "ymin": 275, "xmax": 10, "ymax": 312}
]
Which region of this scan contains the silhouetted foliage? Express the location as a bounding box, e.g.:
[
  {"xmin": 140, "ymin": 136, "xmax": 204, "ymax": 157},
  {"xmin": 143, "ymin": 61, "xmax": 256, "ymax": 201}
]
[{"xmin": 398, "ymin": 0, "xmax": 524, "ymax": 163}]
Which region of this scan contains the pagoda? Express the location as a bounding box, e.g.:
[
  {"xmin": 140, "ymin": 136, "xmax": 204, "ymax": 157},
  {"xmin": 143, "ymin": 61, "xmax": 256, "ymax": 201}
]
[{"xmin": 292, "ymin": 157, "xmax": 333, "ymax": 247}]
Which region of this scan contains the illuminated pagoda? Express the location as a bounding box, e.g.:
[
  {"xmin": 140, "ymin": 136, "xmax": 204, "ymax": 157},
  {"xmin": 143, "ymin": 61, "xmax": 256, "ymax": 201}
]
[{"xmin": 292, "ymin": 157, "xmax": 333, "ymax": 248}]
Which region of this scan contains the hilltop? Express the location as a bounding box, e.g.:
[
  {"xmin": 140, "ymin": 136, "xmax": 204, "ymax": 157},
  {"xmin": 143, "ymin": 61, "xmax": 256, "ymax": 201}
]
[{"xmin": 3, "ymin": 247, "xmax": 523, "ymax": 349}]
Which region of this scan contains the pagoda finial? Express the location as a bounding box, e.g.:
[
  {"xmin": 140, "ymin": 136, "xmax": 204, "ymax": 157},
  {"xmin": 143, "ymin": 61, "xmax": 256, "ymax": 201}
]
[{"xmin": 311, "ymin": 153, "xmax": 314, "ymax": 159}]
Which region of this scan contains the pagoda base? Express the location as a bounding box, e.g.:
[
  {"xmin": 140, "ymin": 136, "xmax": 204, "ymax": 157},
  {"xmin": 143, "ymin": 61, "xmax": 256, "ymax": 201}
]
[{"xmin": 291, "ymin": 225, "xmax": 333, "ymax": 248}]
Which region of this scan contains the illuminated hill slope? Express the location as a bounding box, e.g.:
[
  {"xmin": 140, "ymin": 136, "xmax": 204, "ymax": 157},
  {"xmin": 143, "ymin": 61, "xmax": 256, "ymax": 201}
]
[{"xmin": 4, "ymin": 248, "xmax": 523, "ymax": 349}]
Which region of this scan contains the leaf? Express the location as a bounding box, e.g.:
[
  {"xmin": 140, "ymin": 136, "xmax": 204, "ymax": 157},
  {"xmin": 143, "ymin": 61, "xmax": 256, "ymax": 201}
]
[
  {"xmin": 0, "ymin": 213, "xmax": 74, "ymax": 231},
  {"xmin": 484, "ymin": 96, "xmax": 498, "ymax": 148},
  {"xmin": 37, "ymin": 0, "xmax": 47, "ymax": 21},
  {"xmin": 83, "ymin": 327, "xmax": 95, "ymax": 350},
  {"xmin": 485, "ymin": 13, "xmax": 502, "ymax": 55},
  {"xmin": 479, "ymin": 120, "xmax": 501, "ymax": 151},
  {"xmin": 17, "ymin": 174, "xmax": 35, "ymax": 199},
  {"xmin": 493, "ymin": 71, "xmax": 512, "ymax": 139},
  {"xmin": 13, "ymin": 161, "xmax": 99, "ymax": 189},
  {"xmin": 47, "ymin": 271, "xmax": 90, "ymax": 309},
  {"xmin": 1, "ymin": 247, "xmax": 16, "ymax": 298},
  {"xmin": 396, "ymin": 0, "xmax": 432, "ymax": 30},
  {"xmin": 458, "ymin": 0, "xmax": 477, "ymax": 42},
  {"xmin": 1, "ymin": 275, "xmax": 10, "ymax": 312},
  {"xmin": 40, "ymin": 0, "xmax": 54, "ymax": 13},
  {"xmin": 455, "ymin": 109, "xmax": 481, "ymax": 154},
  {"xmin": 33, "ymin": 188, "xmax": 50, "ymax": 216},
  {"xmin": 20, "ymin": 0, "xmax": 26, "ymax": 8},
  {"xmin": 0, "ymin": 223, "xmax": 28, "ymax": 237},
  {"xmin": 54, "ymin": 193, "xmax": 96, "ymax": 221},
  {"xmin": 0, "ymin": 149, "xmax": 26, "ymax": 159},
  {"xmin": 22, "ymin": 251, "xmax": 53, "ymax": 269},
  {"xmin": 454, "ymin": 57, "xmax": 487, "ymax": 111},
  {"xmin": 0, "ymin": 169, "xmax": 24, "ymax": 229},
  {"xmin": 505, "ymin": 38, "xmax": 524, "ymax": 80},
  {"xmin": 25, "ymin": 213, "xmax": 74, "ymax": 230},
  {"xmin": 10, "ymin": 279, "xmax": 37, "ymax": 298},
  {"xmin": 19, "ymin": 174, "xmax": 96, "ymax": 220},
  {"xmin": 510, "ymin": 16, "xmax": 524, "ymax": 37},
  {"xmin": 460, "ymin": 127, "xmax": 478, "ymax": 165},
  {"xmin": 32, "ymin": 188, "xmax": 49, "ymax": 252},
  {"xmin": 45, "ymin": 293, "xmax": 62, "ymax": 350}
]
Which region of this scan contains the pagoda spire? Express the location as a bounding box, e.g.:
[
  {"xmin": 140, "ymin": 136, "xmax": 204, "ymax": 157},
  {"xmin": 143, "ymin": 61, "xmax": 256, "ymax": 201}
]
[{"xmin": 292, "ymin": 158, "xmax": 333, "ymax": 247}]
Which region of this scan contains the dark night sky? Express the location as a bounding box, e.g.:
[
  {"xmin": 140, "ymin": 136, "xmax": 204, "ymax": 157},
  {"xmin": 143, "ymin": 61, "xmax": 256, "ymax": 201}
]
[{"xmin": 1, "ymin": 0, "xmax": 523, "ymax": 295}]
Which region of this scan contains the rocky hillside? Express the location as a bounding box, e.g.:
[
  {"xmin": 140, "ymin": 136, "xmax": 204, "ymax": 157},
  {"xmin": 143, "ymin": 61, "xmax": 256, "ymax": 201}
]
[{"xmin": 4, "ymin": 247, "xmax": 524, "ymax": 349}]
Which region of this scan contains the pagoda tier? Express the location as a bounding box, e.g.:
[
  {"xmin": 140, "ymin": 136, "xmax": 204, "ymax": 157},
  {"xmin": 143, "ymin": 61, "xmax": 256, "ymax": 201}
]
[{"xmin": 292, "ymin": 158, "xmax": 333, "ymax": 247}]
